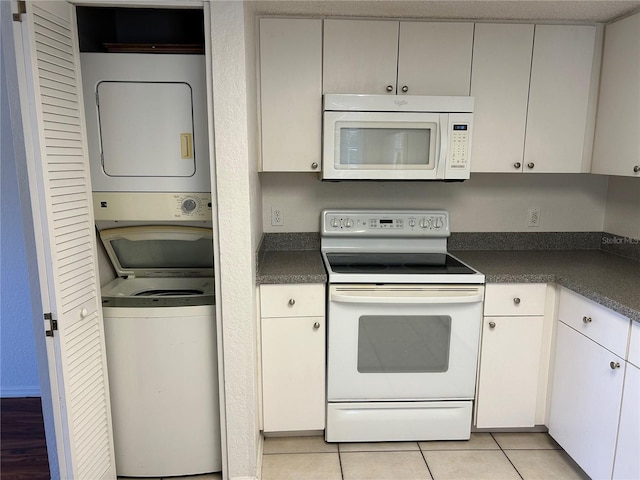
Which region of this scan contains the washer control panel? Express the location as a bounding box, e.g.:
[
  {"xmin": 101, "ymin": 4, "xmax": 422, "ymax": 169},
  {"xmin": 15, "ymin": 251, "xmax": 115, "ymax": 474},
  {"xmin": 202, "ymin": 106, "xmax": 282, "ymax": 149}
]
[
  {"xmin": 322, "ymin": 209, "xmax": 449, "ymax": 237},
  {"xmin": 93, "ymin": 192, "xmax": 212, "ymax": 221}
]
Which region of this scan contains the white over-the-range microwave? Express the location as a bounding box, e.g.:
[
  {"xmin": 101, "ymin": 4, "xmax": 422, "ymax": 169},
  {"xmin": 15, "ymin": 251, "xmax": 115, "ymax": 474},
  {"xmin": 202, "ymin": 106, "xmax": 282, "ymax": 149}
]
[{"xmin": 322, "ymin": 94, "xmax": 474, "ymax": 181}]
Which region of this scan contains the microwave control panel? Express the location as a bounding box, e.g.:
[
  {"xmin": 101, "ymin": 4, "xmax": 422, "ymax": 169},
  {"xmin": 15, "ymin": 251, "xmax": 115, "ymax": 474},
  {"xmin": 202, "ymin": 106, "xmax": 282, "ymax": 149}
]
[
  {"xmin": 322, "ymin": 210, "xmax": 450, "ymax": 237},
  {"xmin": 449, "ymin": 123, "xmax": 470, "ymax": 169}
]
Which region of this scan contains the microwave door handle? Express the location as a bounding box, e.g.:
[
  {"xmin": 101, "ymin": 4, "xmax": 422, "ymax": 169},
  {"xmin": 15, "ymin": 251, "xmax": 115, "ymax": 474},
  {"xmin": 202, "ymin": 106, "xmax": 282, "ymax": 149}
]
[{"xmin": 330, "ymin": 292, "xmax": 484, "ymax": 305}]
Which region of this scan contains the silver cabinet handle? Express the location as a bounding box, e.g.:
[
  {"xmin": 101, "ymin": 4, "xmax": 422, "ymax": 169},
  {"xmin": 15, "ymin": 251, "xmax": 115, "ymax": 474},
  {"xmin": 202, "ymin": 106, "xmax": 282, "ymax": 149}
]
[
  {"xmin": 583, "ymin": 316, "xmax": 592, "ymax": 324},
  {"xmin": 488, "ymin": 321, "xmax": 496, "ymax": 329},
  {"xmin": 610, "ymin": 361, "xmax": 621, "ymax": 369},
  {"xmin": 513, "ymin": 297, "xmax": 521, "ymax": 305},
  {"xmin": 288, "ymin": 298, "xmax": 295, "ymax": 306},
  {"xmin": 401, "ymin": 85, "xmax": 409, "ymax": 93},
  {"xmin": 386, "ymin": 85, "xmax": 394, "ymax": 92},
  {"xmin": 313, "ymin": 322, "xmax": 321, "ymax": 329},
  {"xmin": 514, "ymin": 162, "xmax": 521, "ymax": 169},
  {"xmin": 634, "ymin": 165, "xmax": 640, "ymax": 173},
  {"xmin": 527, "ymin": 162, "xmax": 535, "ymax": 169},
  {"xmin": 311, "ymin": 162, "xmax": 318, "ymax": 170}
]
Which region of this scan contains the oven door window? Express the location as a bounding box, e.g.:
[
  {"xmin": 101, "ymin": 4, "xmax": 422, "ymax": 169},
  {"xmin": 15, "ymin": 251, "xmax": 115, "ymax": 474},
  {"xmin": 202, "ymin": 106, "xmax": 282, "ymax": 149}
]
[{"xmin": 357, "ymin": 315, "xmax": 451, "ymax": 373}]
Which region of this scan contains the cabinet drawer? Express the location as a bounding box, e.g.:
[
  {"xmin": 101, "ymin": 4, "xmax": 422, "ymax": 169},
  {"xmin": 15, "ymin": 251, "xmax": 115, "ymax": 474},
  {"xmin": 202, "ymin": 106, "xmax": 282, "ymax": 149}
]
[
  {"xmin": 628, "ymin": 321, "xmax": 640, "ymax": 368},
  {"xmin": 558, "ymin": 287, "xmax": 630, "ymax": 358},
  {"xmin": 484, "ymin": 283, "xmax": 546, "ymax": 316},
  {"xmin": 261, "ymin": 284, "xmax": 325, "ymax": 318}
]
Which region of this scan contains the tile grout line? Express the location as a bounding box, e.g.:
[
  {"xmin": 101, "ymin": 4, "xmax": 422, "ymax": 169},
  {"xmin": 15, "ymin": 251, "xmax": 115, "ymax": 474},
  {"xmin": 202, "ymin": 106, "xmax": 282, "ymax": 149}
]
[
  {"xmin": 418, "ymin": 446, "xmax": 435, "ymax": 480},
  {"xmin": 490, "ymin": 433, "xmax": 525, "ymax": 480}
]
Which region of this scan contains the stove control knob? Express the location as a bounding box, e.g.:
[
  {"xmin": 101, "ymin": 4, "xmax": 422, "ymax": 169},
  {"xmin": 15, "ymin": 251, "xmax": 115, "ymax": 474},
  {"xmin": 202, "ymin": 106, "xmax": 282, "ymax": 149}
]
[
  {"xmin": 408, "ymin": 218, "xmax": 416, "ymax": 227},
  {"xmin": 419, "ymin": 217, "xmax": 431, "ymax": 228},
  {"xmin": 344, "ymin": 218, "xmax": 354, "ymax": 228},
  {"xmin": 330, "ymin": 217, "xmax": 340, "ymax": 228},
  {"xmin": 433, "ymin": 217, "xmax": 443, "ymax": 230}
]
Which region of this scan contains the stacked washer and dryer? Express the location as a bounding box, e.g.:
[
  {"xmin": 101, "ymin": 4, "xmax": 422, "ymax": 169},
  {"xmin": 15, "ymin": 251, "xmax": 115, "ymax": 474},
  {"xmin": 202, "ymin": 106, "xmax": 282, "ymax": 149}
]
[{"xmin": 81, "ymin": 53, "xmax": 221, "ymax": 477}]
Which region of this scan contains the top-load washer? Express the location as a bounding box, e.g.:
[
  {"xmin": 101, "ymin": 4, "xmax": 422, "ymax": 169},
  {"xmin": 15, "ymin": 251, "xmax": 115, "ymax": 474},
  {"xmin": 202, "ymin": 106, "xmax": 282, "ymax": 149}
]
[
  {"xmin": 95, "ymin": 193, "xmax": 220, "ymax": 477},
  {"xmin": 81, "ymin": 53, "xmax": 210, "ymax": 193}
]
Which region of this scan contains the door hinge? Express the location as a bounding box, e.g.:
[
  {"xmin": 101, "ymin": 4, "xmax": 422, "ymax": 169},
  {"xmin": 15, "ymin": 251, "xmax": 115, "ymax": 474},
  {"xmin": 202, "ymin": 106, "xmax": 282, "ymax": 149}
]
[
  {"xmin": 44, "ymin": 313, "xmax": 58, "ymax": 337},
  {"xmin": 12, "ymin": 1, "xmax": 26, "ymax": 22}
]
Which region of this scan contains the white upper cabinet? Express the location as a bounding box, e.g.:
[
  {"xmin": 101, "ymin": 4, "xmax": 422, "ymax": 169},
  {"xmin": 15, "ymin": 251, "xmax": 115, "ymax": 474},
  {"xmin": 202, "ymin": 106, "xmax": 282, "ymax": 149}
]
[
  {"xmin": 591, "ymin": 12, "xmax": 640, "ymax": 177},
  {"xmin": 259, "ymin": 18, "xmax": 323, "ymax": 172},
  {"xmin": 396, "ymin": 22, "xmax": 473, "ymax": 95},
  {"xmin": 323, "ymin": 19, "xmax": 399, "ymax": 94},
  {"xmin": 323, "ymin": 19, "xmax": 473, "ymax": 95},
  {"xmin": 472, "ymin": 24, "xmax": 599, "ymax": 173},
  {"xmin": 524, "ymin": 24, "xmax": 598, "ymax": 173},
  {"xmin": 471, "ymin": 24, "xmax": 534, "ymax": 172}
]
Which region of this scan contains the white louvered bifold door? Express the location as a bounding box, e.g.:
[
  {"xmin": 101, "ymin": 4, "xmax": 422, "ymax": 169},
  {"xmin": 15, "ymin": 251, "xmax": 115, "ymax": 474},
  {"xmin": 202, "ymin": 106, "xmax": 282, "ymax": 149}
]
[{"xmin": 14, "ymin": 1, "xmax": 116, "ymax": 479}]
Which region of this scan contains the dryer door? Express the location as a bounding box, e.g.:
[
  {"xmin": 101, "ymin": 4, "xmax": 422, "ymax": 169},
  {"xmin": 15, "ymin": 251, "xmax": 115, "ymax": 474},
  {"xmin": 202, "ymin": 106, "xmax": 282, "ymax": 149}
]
[{"xmin": 97, "ymin": 81, "xmax": 196, "ymax": 178}]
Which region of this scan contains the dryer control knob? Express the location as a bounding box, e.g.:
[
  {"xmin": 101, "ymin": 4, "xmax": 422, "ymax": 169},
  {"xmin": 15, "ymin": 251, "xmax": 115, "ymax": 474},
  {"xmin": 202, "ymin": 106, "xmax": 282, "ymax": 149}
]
[{"xmin": 182, "ymin": 198, "xmax": 197, "ymax": 213}]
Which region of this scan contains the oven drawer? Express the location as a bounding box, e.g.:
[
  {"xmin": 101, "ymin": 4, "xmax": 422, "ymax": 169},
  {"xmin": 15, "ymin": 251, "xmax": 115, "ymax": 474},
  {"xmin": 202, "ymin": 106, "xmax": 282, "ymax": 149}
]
[
  {"xmin": 484, "ymin": 283, "xmax": 546, "ymax": 316},
  {"xmin": 260, "ymin": 284, "xmax": 325, "ymax": 318}
]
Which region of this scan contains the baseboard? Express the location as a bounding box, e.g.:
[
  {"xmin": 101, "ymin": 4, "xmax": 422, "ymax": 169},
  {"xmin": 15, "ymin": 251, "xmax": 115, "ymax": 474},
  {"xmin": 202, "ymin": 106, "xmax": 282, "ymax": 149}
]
[{"xmin": 0, "ymin": 386, "xmax": 41, "ymax": 398}]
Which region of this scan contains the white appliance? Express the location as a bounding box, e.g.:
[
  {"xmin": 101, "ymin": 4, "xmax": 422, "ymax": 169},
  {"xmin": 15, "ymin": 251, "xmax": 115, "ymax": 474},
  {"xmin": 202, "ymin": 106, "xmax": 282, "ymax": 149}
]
[
  {"xmin": 96, "ymin": 193, "xmax": 221, "ymax": 477},
  {"xmin": 81, "ymin": 53, "xmax": 210, "ymax": 193},
  {"xmin": 321, "ymin": 209, "xmax": 485, "ymax": 443},
  {"xmin": 323, "ymin": 95, "xmax": 473, "ymax": 181}
]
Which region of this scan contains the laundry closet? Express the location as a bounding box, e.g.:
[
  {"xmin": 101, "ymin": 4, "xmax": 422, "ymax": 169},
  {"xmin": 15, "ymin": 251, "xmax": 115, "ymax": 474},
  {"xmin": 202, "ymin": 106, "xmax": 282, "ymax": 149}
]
[{"xmin": 76, "ymin": 7, "xmax": 221, "ymax": 477}]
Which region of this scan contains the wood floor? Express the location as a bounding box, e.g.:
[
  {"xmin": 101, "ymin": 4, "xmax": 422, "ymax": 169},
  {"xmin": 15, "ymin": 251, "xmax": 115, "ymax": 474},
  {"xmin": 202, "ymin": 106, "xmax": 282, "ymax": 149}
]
[{"xmin": 1, "ymin": 397, "xmax": 50, "ymax": 480}]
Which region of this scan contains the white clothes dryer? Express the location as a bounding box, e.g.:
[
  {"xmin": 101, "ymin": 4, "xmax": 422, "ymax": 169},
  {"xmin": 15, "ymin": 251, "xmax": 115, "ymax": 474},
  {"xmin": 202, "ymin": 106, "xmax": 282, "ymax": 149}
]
[{"xmin": 99, "ymin": 225, "xmax": 221, "ymax": 477}]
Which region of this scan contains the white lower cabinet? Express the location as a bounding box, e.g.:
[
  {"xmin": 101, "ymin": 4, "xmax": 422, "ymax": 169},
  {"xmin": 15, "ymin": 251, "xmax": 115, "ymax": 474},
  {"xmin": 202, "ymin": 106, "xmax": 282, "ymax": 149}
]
[
  {"xmin": 260, "ymin": 284, "xmax": 326, "ymax": 433},
  {"xmin": 613, "ymin": 363, "xmax": 640, "ymax": 479},
  {"xmin": 549, "ymin": 287, "xmax": 631, "ymax": 480},
  {"xmin": 475, "ymin": 283, "xmax": 547, "ymax": 428}
]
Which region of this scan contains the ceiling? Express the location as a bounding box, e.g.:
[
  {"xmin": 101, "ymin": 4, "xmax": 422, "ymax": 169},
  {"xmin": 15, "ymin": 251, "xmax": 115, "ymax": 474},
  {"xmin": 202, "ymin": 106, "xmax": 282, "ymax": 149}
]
[{"xmin": 250, "ymin": 0, "xmax": 640, "ymax": 23}]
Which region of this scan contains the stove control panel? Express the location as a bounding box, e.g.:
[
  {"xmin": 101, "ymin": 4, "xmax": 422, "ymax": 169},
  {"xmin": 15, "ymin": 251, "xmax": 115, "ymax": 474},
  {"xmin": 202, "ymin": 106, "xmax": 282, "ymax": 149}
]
[{"xmin": 322, "ymin": 209, "xmax": 450, "ymax": 237}]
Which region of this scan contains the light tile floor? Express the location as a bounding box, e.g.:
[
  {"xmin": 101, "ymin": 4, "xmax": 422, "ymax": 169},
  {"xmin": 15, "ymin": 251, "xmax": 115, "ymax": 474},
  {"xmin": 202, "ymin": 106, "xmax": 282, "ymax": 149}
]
[
  {"xmin": 119, "ymin": 473, "xmax": 222, "ymax": 480},
  {"xmin": 261, "ymin": 433, "xmax": 590, "ymax": 480}
]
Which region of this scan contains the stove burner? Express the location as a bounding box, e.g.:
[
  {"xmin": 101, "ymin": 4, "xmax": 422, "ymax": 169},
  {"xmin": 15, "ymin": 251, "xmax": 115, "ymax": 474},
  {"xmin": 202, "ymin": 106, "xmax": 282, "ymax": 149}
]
[{"xmin": 347, "ymin": 264, "xmax": 389, "ymax": 272}]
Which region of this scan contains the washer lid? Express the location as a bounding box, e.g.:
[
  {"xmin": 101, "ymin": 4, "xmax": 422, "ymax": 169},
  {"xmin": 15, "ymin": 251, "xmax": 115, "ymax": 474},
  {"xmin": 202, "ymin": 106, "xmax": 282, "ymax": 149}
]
[{"xmin": 100, "ymin": 226, "xmax": 214, "ymax": 278}]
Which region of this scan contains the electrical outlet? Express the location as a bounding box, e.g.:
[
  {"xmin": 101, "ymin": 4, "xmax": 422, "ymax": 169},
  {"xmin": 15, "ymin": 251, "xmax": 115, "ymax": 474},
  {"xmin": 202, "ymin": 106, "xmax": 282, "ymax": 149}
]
[
  {"xmin": 527, "ymin": 208, "xmax": 541, "ymax": 228},
  {"xmin": 271, "ymin": 207, "xmax": 283, "ymax": 226}
]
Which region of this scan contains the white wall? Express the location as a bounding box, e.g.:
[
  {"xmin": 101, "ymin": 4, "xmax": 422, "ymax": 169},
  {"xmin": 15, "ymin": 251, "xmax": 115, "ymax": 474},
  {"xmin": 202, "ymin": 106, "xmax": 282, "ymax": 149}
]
[
  {"xmin": 261, "ymin": 172, "xmax": 609, "ymax": 233},
  {"xmin": 0, "ymin": 45, "xmax": 40, "ymax": 397},
  {"xmin": 210, "ymin": 2, "xmax": 262, "ymax": 478},
  {"xmin": 604, "ymin": 176, "xmax": 640, "ymax": 239}
]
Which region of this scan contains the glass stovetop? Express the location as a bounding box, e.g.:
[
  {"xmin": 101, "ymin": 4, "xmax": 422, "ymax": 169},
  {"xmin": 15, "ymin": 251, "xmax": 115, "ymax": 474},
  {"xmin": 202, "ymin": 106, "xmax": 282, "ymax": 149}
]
[{"xmin": 326, "ymin": 252, "xmax": 477, "ymax": 275}]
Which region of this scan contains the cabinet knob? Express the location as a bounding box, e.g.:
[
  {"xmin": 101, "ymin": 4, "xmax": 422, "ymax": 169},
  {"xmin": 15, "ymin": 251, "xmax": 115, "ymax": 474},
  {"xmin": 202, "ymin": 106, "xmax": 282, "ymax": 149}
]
[
  {"xmin": 80, "ymin": 308, "xmax": 88, "ymax": 318},
  {"xmin": 488, "ymin": 321, "xmax": 496, "ymax": 329},
  {"xmin": 401, "ymin": 85, "xmax": 409, "ymax": 93},
  {"xmin": 311, "ymin": 162, "xmax": 318, "ymax": 170},
  {"xmin": 288, "ymin": 298, "xmax": 295, "ymax": 306},
  {"xmin": 610, "ymin": 361, "xmax": 621, "ymax": 369},
  {"xmin": 634, "ymin": 165, "xmax": 640, "ymax": 173},
  {"xmin": 513, "ymin": 162, "xmax": 521, "ymax": 169},
  {"xmin": 313, "ymin": 322, "xmax": 321, "ymax": 330},
  {"xmin": 527, "ymin": 162, "xmax": 535, "ymax": 169},
  {"xmin": 582, "ymin": 316, "xmax": 592, "ymax": 324},
  {"xmin": 386, "ymin": 85, "xmax": 394, "ymax": 92},
  {"xmin": 513, "ymin": 297, "xmax": 521, "ymax": 305}
]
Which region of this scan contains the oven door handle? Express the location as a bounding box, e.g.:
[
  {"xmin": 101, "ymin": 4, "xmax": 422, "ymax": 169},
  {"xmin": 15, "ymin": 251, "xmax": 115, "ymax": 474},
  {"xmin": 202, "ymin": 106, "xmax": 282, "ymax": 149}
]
[{"xmin": 330, "ymin": 290, "xmax": 484, "ymax": 305}]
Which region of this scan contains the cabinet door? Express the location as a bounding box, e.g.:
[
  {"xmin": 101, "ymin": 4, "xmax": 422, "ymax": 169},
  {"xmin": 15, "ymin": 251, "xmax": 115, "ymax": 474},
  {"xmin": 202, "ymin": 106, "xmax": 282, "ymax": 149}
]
[
  {"xmin": 476, "ymin": 316, "xmax": 543, "ymax": 428},
  {"xmin": 397, "ymin": 22, "xmax": 473, "ymax": 95},
  {"xmin": 592, "ymin": 12, "xmax": 640, "ymax": 177},
  {"xmin": 613, "ymin": 364, "xmax": 640, "ymax": 480},
  {"xmin": 470, "ymin": 24, "xmax": 533, "ymax": 172},
  {"xmin": 261, "ymin": 316, "xmax": 326, "ymax": 432},
  {"xmin": 323, "ymin": 19, "xmax": 399, "ymax": 94},
  {"xmin": 524, "ymin": 25, "xmax": 597, "ymax": 173},
  {"xmin": 549, "ymin": 322, "xmax": 625, "ymax": 480},
  {"xmin": 259, "ymin": 18, "xmax": 322, "ymax": 172}
]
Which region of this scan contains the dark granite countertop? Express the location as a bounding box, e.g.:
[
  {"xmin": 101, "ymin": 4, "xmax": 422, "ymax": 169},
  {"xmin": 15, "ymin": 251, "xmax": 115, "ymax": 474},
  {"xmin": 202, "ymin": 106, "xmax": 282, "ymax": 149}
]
[
  {"xmin": 453, "ymin": 250, "xmax": 640, "ymax": 323},
  {"xmin": 257, "ymin": 250, "xmax": 327, "ymax": 285},
  {"xmin": 255, "ymin": 233, "xmax": 639, "ymax": 322}
]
